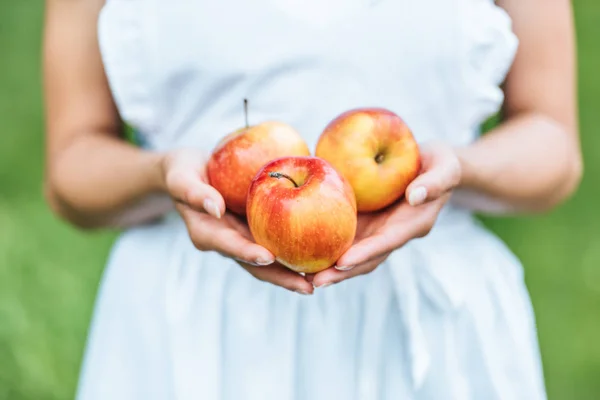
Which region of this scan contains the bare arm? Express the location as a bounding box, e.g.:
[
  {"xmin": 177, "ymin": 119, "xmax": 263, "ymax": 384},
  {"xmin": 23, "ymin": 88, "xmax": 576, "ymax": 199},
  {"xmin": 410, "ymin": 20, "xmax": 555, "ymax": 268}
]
[
  {"xmin": 43, "ymin": 0, "xmax": 314, "ymax": 293},
  {"xmin": 43, "ymin": 0, "xmax": 170, "ymax": 228},
  {"xmin": 453, "ymin": 0, "xmax": 582, "ymax": 214},
  {"xmin": 314, "ymin": 0, "xmax": 583, "ymax": 286}
]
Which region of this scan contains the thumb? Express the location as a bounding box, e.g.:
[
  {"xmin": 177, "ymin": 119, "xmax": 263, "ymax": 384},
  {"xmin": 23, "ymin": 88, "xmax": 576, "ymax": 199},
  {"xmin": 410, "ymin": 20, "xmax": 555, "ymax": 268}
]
[
  {"xmin": 405, "ymin": 150, "xmax": 461, "ymax": 206},
  {"xmin": 186, "ymin": 182, "xmax": 226, "ymax": 219},
  {"xmin": 168, "ymin": 170, "xmax": 225, "ymax": 218}
]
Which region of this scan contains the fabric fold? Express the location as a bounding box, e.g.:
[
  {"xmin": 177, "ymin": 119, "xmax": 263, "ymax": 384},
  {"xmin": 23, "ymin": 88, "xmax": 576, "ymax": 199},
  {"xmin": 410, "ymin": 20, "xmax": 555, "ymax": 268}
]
[{"xmin": 457, "ymin": 0, "xmax": 519, "ymax": 134}]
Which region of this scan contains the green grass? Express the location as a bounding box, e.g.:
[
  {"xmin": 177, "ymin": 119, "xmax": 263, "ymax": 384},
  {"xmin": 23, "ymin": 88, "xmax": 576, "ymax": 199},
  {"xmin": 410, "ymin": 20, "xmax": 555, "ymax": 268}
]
[
  {"xmin": 0, "ymin": 3, "xmax": 117, "ymax": 399},
  {"xmin": 1, "ymin": 1, "xmax": 600, "ymax": 399}
]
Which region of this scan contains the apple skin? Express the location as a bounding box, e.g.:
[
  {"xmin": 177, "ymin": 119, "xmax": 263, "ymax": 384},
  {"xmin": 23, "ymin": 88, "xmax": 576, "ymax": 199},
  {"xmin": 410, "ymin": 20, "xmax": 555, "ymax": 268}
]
[
  {"xmin": 247, "ymin": 156, "xmax": 357, "ymax": 274},
  {"xmin": 207, "ymin": 121, "xmax": 310, "ymax": 215},
  {"xmin": 315, "ymin": 108, "xmax": 421, "ymax": 212}
]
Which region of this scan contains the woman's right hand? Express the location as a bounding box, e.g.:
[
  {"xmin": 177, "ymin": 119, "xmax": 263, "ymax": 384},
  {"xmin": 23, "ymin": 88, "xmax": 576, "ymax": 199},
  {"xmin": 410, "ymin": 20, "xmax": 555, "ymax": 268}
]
[{"xmin": 161, "ymin": 149, "xmax": 314, "ymax": 295}]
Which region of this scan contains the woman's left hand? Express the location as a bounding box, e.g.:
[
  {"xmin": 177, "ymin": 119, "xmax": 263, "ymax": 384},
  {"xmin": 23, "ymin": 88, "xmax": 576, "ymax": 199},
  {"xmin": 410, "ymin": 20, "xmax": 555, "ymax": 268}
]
[{"xmin": 310, "ymin": 143, "xmax": 463, "ymax": 288}]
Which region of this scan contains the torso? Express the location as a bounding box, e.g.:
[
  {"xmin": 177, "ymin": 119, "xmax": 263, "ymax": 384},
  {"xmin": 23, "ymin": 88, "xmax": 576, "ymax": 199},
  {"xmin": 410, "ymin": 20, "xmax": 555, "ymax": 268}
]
[
  {"xmin": 76, "ymin": 3, "xmax": 549, "ymax": 399},
  {"xmin": 98, "ymin": 0, "xmax": 517, "ymax": 154}
]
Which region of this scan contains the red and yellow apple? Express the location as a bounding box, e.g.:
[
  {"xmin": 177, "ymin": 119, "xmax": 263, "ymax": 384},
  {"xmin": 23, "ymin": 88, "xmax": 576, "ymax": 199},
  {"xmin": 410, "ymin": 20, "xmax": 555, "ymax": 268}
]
[
  {"xmin": 315, "ymin": 108, "xmax": 421, "ymax": 212},
  {"xmin": 247, "ymin": 156, "xmax": 357, "ymax": 274},
  {"xmin": 207, "ymin": 121, "xmax": 310, "ymax": 215}
]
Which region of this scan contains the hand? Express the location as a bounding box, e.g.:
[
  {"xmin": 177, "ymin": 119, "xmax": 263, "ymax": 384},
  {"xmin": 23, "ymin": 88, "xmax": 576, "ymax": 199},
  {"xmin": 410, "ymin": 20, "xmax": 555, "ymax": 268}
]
[
  {"xmin": 311, "ymin": 143, "xmax": 462, "ymax": 288},
  {"xmin": 162, "ymin": 149, "xmax": 314, "ymax": 294}
]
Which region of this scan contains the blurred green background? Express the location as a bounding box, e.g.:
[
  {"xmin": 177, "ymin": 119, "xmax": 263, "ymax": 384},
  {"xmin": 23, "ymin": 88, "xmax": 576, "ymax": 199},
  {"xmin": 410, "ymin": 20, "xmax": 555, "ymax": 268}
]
[{"xmin": 1, "ymin": 1, "xmax": 599, "ymax": 399}]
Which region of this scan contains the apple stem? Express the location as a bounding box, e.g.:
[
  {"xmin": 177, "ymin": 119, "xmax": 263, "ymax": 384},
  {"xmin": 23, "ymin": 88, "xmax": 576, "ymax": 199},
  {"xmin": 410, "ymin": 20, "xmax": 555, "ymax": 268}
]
[
  {"xmin": 269, "ymin": 172, "xmax": 299, "ymax": 187},
  {"xmin": 244, "ymin": 98, "xmax": 249, "ymax": 129}
]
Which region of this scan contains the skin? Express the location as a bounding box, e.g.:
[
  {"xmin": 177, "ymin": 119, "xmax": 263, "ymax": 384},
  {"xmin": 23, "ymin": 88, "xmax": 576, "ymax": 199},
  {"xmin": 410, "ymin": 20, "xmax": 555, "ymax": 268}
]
[
  {"xmin": 44, "ymin": 0, "xmax": 581, "ymax": 294},
  {"xmin": 311, "ymin": 0, "xmax": 581, "ymax": 287}
]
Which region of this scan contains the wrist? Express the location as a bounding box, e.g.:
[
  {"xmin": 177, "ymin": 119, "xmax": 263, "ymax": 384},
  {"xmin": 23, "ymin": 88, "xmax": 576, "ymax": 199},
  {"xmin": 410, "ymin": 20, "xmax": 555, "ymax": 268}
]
[
  {"xmin": 453, "ymin": 145, "xmax": 474, "ymax": 189},
  {"xmin": 150, "ymin": 150, "xmax": 170, "ymax": 194}
]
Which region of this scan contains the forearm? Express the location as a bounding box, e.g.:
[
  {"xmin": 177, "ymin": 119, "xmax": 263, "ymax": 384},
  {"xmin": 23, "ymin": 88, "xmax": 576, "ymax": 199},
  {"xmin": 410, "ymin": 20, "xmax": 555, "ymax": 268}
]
[
  {"xmin": 45, "ymin": 132, "xmax": 172, "ymax": 229},
  {"xmin": 453, "ymin": 112, "xmax": 582, "ymax": 214}
]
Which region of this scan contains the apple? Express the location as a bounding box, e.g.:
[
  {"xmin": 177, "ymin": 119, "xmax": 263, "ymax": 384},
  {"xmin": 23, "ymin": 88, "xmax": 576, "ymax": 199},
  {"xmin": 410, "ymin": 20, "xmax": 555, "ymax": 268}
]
[
  {"xmin": 246, "ymin": 156, "xmax": 357, "ymax": 274},
  {"xmin": 207, "ymin": 121, "xmax": 310, "ymax": 215},
  {"xmin": 315, "ymin": 108, "xmax": 421, "ymax": 212}
]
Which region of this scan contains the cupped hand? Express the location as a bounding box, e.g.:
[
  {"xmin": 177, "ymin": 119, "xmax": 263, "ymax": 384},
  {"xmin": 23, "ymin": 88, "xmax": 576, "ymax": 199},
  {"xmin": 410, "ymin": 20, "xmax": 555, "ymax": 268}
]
[
  {"xmin": 162, "ymin": 149, "xmax": 314, "ymax": 294},
  {"xmin": 311, "ymin": 142, "xmax": 462, "ymax": 288}
]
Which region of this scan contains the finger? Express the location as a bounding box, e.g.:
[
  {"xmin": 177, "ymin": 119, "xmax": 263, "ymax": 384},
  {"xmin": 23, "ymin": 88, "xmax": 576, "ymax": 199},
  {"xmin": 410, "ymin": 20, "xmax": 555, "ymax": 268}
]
[
  {"xmin": 183, "ymin": 207, "xmax": 275, "ymax": 265},
  {"xmin": 336, "ymin": 197, "xmax": 448, "ymax": 267},
  {"xmin": 334, "ymin": 231, "xmax": 396, "ymax": 270},
  {"xmin": 304, "ymin": 273, "xmax": 315, "ymax": 284},
  {"xmin": 223, "ymin": 213, "xmax": 253, "ymax": 240},
  {"xmin": 312, "ymin": 253, "xmax": 389, "ymax": 288},
  {"xmin": 215, "ymin": 227, "xmax": 275, "ymax": 265},
  {"xmin": 239, "ymin": 262, "xmax": 314, "ymax": 295},
  {"xmin": 406, "ymin": 149, "xmax": 461, "ymax": 206},
  {"xmin": 168, "ymin": 169, "xmax": 225, "ymax": 218}
]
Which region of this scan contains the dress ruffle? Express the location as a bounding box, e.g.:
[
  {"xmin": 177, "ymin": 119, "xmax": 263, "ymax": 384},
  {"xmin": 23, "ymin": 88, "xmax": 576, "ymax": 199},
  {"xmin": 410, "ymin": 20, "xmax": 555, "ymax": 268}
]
[
  {"xmin": 457, "ymin": 0, "xmax": 519, "ymax": 137},
  {"xmin": 98, "ymin": 0, "xmax": 158, "ymax": 144},
  {"xmin": 79, "ymin": 1, "xmax": 548, "ymax": 399}
]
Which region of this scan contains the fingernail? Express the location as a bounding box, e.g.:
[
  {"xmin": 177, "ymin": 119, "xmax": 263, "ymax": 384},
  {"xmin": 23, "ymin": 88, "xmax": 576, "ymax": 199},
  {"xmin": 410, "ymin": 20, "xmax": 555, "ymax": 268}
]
[
  {"xmin": 315, "ymin": 282, "xmax": 332, "ymax": 288},
  {"xmin": 255, "ymin": 256, "xmax": 275, "ymax": 266},
  {"xmin": 295, "ymin": 289, "xmax": 312, "ymax": 295},
  {"xmin": 203, "ymin": 198, "xmax": 221, "ymax": 218},
  {"xmin": 335, "ymin": 265, "xmax": 354, "ymax": 271},
  {"xmin": 408, "ymin": 186, "xmax": 427, "ymax": 206}
]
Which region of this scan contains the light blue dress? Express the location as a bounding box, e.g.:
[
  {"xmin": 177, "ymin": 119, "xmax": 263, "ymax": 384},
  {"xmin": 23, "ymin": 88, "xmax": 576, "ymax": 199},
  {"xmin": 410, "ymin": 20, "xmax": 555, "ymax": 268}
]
[{"xmin": 77, "ymin": 0, "xmax": 548, "ymax": 398}]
